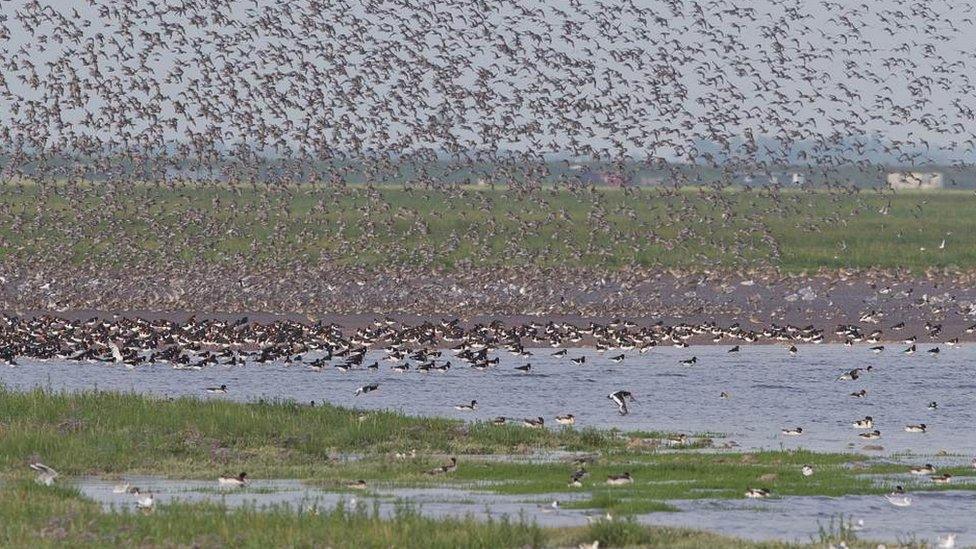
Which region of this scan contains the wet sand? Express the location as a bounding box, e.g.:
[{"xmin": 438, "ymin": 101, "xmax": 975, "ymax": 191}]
[{"xmin": 5, "ymin": 270, "xmax": 975, "ymax": 344}]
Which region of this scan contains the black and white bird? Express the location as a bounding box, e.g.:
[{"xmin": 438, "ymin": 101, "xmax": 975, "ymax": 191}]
[
  {"xmin": 454, "ymin": 400, "xmax": 477, "ymax": 411},
  {"xmin": 608, "ymin": 390, "xmax": 635, "ymax": 415},
  {"xmin": 355, "ymin": 383, "xmax": 379, "ymax": 396},
  {"xmin": 218, "ymin": 472, "xmax": 249, "ymax": 487},
  {"xmin": 205, "ymin": 384, "xmax": 228, "ymax": 394}
]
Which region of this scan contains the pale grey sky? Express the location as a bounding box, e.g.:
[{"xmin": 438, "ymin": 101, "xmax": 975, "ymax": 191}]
[{"xmin": 0, "ymin": 0, "xmax": 974, "ymax": 167}]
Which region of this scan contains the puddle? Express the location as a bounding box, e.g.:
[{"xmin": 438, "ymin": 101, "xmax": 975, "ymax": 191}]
[{"xmin": 73, "ymin": 476, "xmax": 592, "ymax": 526}]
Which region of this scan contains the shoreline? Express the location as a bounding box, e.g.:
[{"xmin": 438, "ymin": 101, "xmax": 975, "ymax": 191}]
[{"xmin": 3, "ymin": 308, "xmax": 972, "ymax": 347}]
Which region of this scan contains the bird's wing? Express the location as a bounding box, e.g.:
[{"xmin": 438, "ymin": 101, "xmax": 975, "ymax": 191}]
[{"xmin": 109, "ymin": 341, "xmax": 124, "ymax": 363}]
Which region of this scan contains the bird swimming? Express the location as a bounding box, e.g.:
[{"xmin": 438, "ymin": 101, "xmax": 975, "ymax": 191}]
[
  {"xmin": 555, "ymin": 414, "xmax": 576, "ymax": 425},
  {"xmin": 218, "ymin": 472, "xmax": 249, "ymax": 488},
  {"xmin": 355, "ymin": 383, "xmax": 379, "ymax": 396}
]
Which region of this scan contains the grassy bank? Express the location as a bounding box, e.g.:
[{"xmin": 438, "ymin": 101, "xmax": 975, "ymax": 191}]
[
  {"xmin": 2, "ymin": 184, "xmax": 975, "ymax": 272},
  {"xmin": 1, "ymin": 389, "xmax": 964, "ymax": 547},
  {"xmin": 4, "ymin": 389, "xmax": 975, "ymax": 505}
]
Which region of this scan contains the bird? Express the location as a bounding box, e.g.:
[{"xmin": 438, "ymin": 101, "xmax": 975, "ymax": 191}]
[
  {"xmin": 801, "ymin": 465, "xmax": 814, "ymax": 477},
  {"xmin": 910, "ymin": 464, "xmax": 936, "ymax": 475},
  {"xmin": 745, "ymin": 488, "xmax": 770, "ymax": 499},
  {"xmin": 781, "ymin": 427, "xmax": 803, "ymax": 436},
  {"xmin": 205, "ymin": 384, "xmax": 228, "ymax": 394},
  {"xmin": 937, "ymin": 533, "xmax": 957, "ymax": 549},
  {"xmin": 522, "ymin": 417, "xmax": 545, "ymax": 428},
  {"xmin": 539, "ymin": 500, "xmax": 560, "ymax": 513},
  {"xmin": 355, "ymin": 383, "xmax": 379, "ymax": 396},
  {"xmin": 426, "ymin": 457, "xmax": 457, "ymax": 475},
  {"xmin": 29, "ymin": 460, "xmax": 59, "ymax": 486},
  {"xmin": 852, "ymin": 416, "xmax": 874, "ymax": 429},
  {"xmin": 904, "ymin": 424, "xmax": 927, "ymax": 433},
  {"xmin": 555, "ymin": 414, "xmax": 576, "ymax": 425},
  {"xmin": 218, "ymin": 472, "xmax": 249, "ymax": 488},
  {"xmin": 605, "ymin": 472, "xmax": 633, "ymax": 486},
  {"xmin": 884, "ymin": 486, "xmax": 912, "ymax": 507},
  {"xmin": 679, "ymin": 357, "xmax": 698, "ymax": 366},
  {"xmin": 607, "ymin": 390, "xmax": 635, "ymax": 415},
  {"xmin": 454, "ymin": 400, "xmax": 477, "ymax": 411},
  {"xmin": 859, "ymin": 430, "xmax": 881, "ymax": 440},
  {"xmin": 569, "ymin": 467, "xmax": 589, "ymax": 487},
  {"xmin": 134, "ymin": 489, "xmax": 155, "ymax": 511}
]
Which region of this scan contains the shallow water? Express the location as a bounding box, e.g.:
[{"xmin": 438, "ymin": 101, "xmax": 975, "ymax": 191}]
[
  {"xmin": 6, "ymin": 343, "xmax": 976, "ymax": 454},
  {"xmin": 639, "ymin": 491, "xmax": 976, "ymax": 546},
  {"xmin": 75, "ymin": 476, "xmax": 590, "ymax": 526},
  {"xmin": 75, "ymin": 476, "xmax": 976, "ymax": 544}
]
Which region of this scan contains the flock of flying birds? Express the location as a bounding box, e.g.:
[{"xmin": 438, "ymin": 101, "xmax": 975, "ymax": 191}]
[
  {"xmin": 1, "ymin": 0, "xmax": 975, "ymax": 536},
  {"xmin": 0, "ymin": 0, "xmax": 974, "ymax": 323}
]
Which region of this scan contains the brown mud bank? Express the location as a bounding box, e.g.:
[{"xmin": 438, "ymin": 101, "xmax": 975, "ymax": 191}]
[{"xmin": 2, "ymin": 268, "xmax": 974, "ymax": 344}]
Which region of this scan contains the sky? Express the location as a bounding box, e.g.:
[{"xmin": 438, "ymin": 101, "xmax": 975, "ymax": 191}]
[{"xmin": 0, "ymin": 0, "xmax": 974, "ymax": 168}]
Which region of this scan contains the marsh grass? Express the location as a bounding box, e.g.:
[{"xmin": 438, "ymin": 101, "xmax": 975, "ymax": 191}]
[
  {"xmin": 0, "ymin": 388, "xmax": 630, "ymax": 476},
  {"xmin": 0, "ymin": 479, "xmax": 547, "ymax": 549},
  {"xmin": 3, "ymin": 389, "xmax": 974, "ymax": 522},
  {"xmin": 567, "ymin": 516, "xmax": 798, "ymax": 548},
  {"xmin": 3, "ymin": 185, "xmax": 976, "ymax": 272},
  {"xmin": 814, "ymin": 515, "xmax": 860, "ymax": 546}
]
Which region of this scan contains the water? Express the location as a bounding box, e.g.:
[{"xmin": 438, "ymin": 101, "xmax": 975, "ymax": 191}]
[
  {"xmin": 75, "ymin": 476, "xmax": 590, "ymax": 526},
  {"xmin": 74, "ymin": 476, "xmax": 976, "ymax": 544},
  {"xmin": 4, "ymin": 344, "xmax": 975, "ymax": 454},
  {"xmin": 640, "ymin": 491, "xmax": 976, "ymax": 546}
]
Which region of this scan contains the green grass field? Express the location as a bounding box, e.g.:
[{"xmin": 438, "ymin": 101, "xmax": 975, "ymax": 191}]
[
  {"xmin": 1, "ymin": 389, "xmax": 972, "ymax": 546},
  {"xmin": 2, "ymin": 184, "xmax": 975, "ymax": 272}
]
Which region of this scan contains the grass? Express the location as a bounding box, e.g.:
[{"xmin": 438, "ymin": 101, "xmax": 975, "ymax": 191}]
[
  {"xmin": 0, "ymin": 389, "xmax": 961, "ymax": 546},
  {"xmin": 0, "ymin": 479, "xmax": 547, "ymax": 548},
  {"xmin": 0, "ymin": 478, "xmax": 821, "ymax": 548},
  {"xmin": 5, "ymin": 389, "xmax": 976, "ymax": 509},
  {"xmin": 3, "ymin": 184, "xmax": 976, "ymax": 272},
  {"xmin": 0, "ymin": 387, "xmax": 636, "ymax": 477}
]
